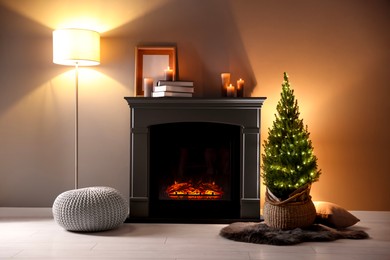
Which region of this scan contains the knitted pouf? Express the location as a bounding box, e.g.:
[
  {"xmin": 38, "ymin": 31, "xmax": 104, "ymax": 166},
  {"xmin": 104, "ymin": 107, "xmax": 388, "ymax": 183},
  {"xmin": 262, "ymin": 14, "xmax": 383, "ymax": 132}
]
[{"xmin": 52, "ymin": 186, "xmax": 128, "ymax": 232}]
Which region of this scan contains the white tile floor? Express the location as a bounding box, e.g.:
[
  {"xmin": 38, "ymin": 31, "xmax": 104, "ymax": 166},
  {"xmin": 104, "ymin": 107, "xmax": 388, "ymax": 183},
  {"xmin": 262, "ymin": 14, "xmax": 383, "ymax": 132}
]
[{"xmin": 0, "ymin": 210, "xmax": 389, "ymax": 259}]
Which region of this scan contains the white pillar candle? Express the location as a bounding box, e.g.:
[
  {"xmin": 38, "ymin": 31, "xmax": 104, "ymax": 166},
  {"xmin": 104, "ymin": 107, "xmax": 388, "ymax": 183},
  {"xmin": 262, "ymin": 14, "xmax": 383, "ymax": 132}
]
[
  {"xmin": 143, "ymin": 77, "xmax": 153, "ymax": 97},
  {"xmin": 237, "ymin": 78, "xmax": 244, "ymax": 97},
  {"xmin": 221, "ymin": 73, "xmax": 231, "ymax": 97},
  {"xmin": 227, "ymin": 84, "xmax": 235, "ymax": 97},
  {"xmin": 164, "ymin": 66, "xmax": 174, "ymax": 81}
]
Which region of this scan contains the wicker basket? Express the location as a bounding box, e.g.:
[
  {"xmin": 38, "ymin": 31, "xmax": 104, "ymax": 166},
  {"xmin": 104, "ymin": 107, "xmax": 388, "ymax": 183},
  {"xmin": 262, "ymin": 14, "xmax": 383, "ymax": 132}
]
[{"xmin": 263, "ymin": 184, "xmax": 316, "ymax": 230}]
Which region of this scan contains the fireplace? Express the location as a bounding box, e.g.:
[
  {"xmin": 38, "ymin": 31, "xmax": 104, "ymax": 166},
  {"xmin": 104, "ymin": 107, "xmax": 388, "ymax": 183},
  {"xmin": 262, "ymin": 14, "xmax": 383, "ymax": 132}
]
[{"xmin": 124, "ymin": 97, "xmax": 266, "ymax": 222}]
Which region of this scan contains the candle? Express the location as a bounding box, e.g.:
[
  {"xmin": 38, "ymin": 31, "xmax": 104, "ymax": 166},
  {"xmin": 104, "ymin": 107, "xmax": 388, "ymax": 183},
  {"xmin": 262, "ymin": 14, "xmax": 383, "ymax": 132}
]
[
  {"xmin": 221, "ymin": 73, "xmax": 231, "ymax": 97},
  {"xmin": 164, "ymin": 66, "xmax": 174, "ymax": 81},
  {"xmin": 143, "ymin": 77, "xmax": 153, "ymax": 97},
  {"xmin": 227, "ymin": 84, "xmax": 235, "ymax": 97},
  {"xmin": 236, "ymin": 78, "xmax": 244, "ymax": 97}
]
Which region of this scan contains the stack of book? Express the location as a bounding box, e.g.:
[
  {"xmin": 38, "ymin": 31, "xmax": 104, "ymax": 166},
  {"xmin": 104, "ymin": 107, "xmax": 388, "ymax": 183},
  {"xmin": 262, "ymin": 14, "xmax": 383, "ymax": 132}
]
[{"xmin": 152, "ymin": 80, "xmax": 194, "ymax": 97}]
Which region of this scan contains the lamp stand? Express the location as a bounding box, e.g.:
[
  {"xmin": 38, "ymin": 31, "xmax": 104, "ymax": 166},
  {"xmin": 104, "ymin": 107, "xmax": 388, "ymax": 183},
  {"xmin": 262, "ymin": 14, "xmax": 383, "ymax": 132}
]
[{"xmin": 75, "ymin": 63, "xmax": 79, "ymax": 189}]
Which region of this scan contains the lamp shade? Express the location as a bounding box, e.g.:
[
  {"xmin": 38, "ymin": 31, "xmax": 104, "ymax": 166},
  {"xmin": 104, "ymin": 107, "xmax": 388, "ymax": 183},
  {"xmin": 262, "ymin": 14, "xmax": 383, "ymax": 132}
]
[{"xmin": 53, "ymin": 29, "xmax": 100, "ymax": 66}]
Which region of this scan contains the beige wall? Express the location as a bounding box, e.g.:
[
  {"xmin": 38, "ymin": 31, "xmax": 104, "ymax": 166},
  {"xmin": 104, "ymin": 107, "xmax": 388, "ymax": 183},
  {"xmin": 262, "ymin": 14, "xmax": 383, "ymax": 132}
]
[{"xmin": 0, "ymin": 0, "xmax": 389, "ymax": 210}]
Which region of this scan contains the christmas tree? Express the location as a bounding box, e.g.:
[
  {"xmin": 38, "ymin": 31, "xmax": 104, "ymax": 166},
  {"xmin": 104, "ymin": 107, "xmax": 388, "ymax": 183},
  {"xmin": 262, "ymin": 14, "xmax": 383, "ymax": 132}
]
[{"xmin": 261, "ymin": 72, "xmax": 321, "ymax": 200}]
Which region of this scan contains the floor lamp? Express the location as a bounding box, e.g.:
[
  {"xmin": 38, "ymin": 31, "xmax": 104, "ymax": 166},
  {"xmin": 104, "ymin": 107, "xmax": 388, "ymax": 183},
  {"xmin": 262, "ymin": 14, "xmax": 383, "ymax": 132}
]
[{"xmin": 53, "ymin": 28, "xmax": 100, "ymax": 189}]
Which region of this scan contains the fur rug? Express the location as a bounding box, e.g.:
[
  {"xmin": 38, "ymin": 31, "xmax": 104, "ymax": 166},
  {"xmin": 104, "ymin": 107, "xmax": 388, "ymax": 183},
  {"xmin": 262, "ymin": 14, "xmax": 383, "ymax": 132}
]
[{"xmin": 220, "ymin": 222, "xmax": 369, "ymax": 246}]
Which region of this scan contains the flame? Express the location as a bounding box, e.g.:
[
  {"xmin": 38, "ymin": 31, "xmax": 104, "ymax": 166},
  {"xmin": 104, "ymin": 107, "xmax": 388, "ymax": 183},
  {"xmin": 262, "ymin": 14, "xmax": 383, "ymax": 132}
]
[{"xmin": 166, "ymin": 180, "xmax": 224, "ymax": 200}]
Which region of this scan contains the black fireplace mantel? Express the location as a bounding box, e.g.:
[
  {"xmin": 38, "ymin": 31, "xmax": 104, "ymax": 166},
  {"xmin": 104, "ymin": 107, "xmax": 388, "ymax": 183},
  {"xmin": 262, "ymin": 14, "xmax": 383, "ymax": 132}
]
[{"xmin": 124, "ymin": 97, "xmax": 266, "ymax": 222}]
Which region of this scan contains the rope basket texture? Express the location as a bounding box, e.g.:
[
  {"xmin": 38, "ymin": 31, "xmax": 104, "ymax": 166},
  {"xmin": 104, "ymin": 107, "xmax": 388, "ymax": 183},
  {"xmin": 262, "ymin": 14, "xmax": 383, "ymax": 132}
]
[
  {"xmin": 52, "ymin": 186, "xmax": 128, "ymax": 232},
  {"xmin": 263, "ymin": 184, "xmax": 316, "ymax": 230}
]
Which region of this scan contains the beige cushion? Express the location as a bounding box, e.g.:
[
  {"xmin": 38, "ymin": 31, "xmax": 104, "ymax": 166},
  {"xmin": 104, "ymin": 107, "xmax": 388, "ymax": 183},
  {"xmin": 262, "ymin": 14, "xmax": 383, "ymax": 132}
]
[{"xmin": 313, "ymin": 201, "xmax": 360, "ymax": 228}]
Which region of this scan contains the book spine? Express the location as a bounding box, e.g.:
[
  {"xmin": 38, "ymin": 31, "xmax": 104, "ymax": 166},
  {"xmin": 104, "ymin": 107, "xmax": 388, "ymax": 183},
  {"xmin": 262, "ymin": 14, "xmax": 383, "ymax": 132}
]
[
  {"xmin": 157, "ymin": 80, "xmax": 194, "ymax": 87},
  {"xmin": 152, "ymin": 91, "xmax": 192, "ymax": 97},
  {"xmin": 154, "ymin": 86, "xmax": 194, "ymax": 93}
]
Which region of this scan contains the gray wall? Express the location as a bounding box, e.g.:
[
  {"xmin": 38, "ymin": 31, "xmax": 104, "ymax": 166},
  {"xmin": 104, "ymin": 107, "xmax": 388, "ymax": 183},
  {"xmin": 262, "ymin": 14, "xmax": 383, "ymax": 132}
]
[{"xmin": 0, "ymin": 0, "xmax": 389, "ymax": 210}]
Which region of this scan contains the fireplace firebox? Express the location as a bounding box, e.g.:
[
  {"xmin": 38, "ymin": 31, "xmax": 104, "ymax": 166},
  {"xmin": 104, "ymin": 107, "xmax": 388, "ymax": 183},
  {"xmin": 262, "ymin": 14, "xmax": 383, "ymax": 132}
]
[
  {"xmin": 124, "ymin": 98, "xmax": 266, "ymax": 222},
  {"xmin": 149, "ymin": 122, "xmax": 240, "ymax": 219}
]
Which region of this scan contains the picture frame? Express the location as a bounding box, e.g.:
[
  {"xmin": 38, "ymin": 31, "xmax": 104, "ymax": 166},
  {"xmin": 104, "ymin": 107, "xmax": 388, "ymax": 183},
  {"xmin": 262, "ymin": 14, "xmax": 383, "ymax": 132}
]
[{"xmin": 135, "ymin": 46, "xmax": 177, "ymax": 96}]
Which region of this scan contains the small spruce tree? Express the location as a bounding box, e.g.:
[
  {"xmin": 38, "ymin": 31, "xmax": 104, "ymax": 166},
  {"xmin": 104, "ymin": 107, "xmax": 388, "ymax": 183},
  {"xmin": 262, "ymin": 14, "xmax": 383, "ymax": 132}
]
[{"xmin": 261, "ymin": 72, "xmax": 321, "ymax": 200}]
